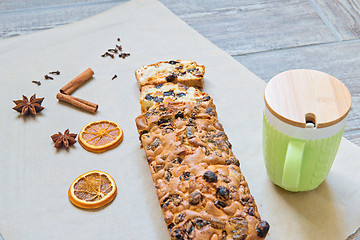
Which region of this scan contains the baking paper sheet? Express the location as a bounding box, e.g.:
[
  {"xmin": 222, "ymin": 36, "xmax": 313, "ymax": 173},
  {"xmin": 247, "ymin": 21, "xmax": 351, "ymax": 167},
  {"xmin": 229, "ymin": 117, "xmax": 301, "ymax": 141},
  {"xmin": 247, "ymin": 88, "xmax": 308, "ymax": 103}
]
[{"xmin": 0, "ymin": 0, "xmax": 359, "ymax": 239}]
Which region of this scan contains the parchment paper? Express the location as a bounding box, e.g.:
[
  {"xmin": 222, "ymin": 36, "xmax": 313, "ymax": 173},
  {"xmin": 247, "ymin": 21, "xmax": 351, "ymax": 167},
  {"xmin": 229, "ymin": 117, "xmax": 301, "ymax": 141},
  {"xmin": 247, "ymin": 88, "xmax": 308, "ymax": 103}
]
[{"xmin": 0, "ymin": 0, "xmax": 359, "ymax": 239}]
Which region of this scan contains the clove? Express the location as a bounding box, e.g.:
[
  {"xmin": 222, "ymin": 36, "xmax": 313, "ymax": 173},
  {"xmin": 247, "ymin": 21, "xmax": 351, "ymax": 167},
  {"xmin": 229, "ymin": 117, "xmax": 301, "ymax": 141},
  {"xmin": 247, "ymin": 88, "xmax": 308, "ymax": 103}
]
[
  {"xmin": 32, "ymin": 81, "xmax": 41, "ymax": 86},
  {"xmin": 44, "ymin": 75, "xmax": 54, "ymax": 80}
]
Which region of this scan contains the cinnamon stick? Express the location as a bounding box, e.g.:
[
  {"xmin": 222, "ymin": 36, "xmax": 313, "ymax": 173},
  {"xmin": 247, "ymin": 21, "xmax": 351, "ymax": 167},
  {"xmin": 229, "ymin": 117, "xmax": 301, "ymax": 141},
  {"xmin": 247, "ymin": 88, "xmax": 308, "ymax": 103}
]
[
  {"xmin": 56, "ymin": 93, "xmax": 98, "ymax": 113},
  {"xmin": 60, "ymin": 68, "xmax": 94, "ymax": 95}
]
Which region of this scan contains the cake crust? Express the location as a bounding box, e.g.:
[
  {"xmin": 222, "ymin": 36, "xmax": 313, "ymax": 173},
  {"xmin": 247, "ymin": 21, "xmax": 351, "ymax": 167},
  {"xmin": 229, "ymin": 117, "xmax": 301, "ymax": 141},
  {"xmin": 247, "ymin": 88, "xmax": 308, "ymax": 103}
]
[{"xmin": 135, "ymin": 102, "xmax": 269, "ymax": 239}]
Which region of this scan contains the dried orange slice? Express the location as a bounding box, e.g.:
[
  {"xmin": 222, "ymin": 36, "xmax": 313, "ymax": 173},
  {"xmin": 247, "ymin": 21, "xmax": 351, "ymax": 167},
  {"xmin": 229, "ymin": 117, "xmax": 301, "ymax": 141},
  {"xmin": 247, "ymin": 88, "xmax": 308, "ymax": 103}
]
[
  {"xmin": 78, "ymin": 120, "xmax": 123, "ymax": 153},
  {"xmin": 68, "ymin": 170, "xmax": 117, "ymax": 209}
]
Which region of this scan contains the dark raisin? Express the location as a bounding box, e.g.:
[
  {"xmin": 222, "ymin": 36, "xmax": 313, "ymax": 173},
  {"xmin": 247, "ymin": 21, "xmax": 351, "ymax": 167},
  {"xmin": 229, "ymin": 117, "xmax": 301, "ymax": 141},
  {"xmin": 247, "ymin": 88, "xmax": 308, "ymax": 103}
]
[
  {"xmin": 226, "ymin": 157, "xmax": 240, "ymax": 166},
  {"xmin": 205, "ymin": 108, "xmax": 214, "ymax": 115},
  {"xmin": 222, "ymin": 177, "xmax": 230, "ymax": 183},
  {"xmin": 158, "ymin": 117, "xmax": 171, "ymax": 126},
  {"xmin": 187, "ymin": 67, "xmax": 196, "ymax": 72},
  {"xmin": 175, "ymin": 65, "xmax": 183, "ymax": 70},
  {"xmin": 174, "ymin": 213, "xmax": 185, "ymax": 224},
  {"xmin": 145, "ymin": 94, "xmax": 153, "ymax": 100},
  {"xmin": 171, "ymin": 194, "xmax": 183, "ymax": 206},
  {"xmin": 165, "ymin": 165, "xmax": 173, "ymax": 171},
  {"xmin": 139, "ymin": 130, "xmax": 148, "ymax": 136},
  {"xmin": 240, "ymin": 195, "xmax": 251, "ymax": 205},
  {"xmin": 155, "ymin": 84, "xmax": 163, "ymax": 89},
  {"xmin": 229, "ymin": 217, "xmax": 248, "ymax": 240},
  {"xmin": 189, "ymin": 191, "xmax": 203, "ymax": 205},
  {"xmin": 229, "ymin": 217, "xmax": 248, "ymax": 229},
  {"xmin": 150, "ymin": 138, "xmax": 161, "ymax": 150},
  {"xmin": 163, "ymin": 90, "xmax": 175, "ymax": 97},
  {"xmin": 202, "ymin": 96, "xmax": 211, "ymax": 101},
  {"xmin": 168, "ymin": 223, "xmax": 175, "ymax": 230},
  {"xmin": 176, "ymin": 92, "xmax": 186, "ymax": 98},
  {"xmin": 194, "ymin": 218, "xmax": 209, "ymax": 229},
  {"xmin": 161, "ymin": 197, "xmax": 171, "ymax": 209},
  {"xmin": 184, "ymin": 220, "xmax": 195, "ymax": 238},
  {"xmin": 169, "ymin": 60, "xmax": 179, "ymax": 65},
  {"xmin": 223, "ymin": 140, "xmax": 232, "ymax": 148},
  {"xmin": 210, "ymin": 219, "xmax": 226, "ymax": 229},
  {"xmin": 203, "ymin": 171, "xmax": 218, "ymax": 183},
  {"xmin": 153, "ymin": 165, "xmax": 164, "ymax": 173},
  {"xmin": 186, "ymin": 127, "xmax": 195, "ymax": 138},
  {"xmin": 173, "ymin": 157, "xmax": 183, "ymax": 164},
  {"xmin": 222, "ymin": 230, "xmax": 227, "ymax": 240},
  {"xmin": 166, "ymin": 74, "xmax": 177, "ymax": 82},
  {"xmin": 175, "ymin": 111, "xmax": 184, "ymax": 119},
  {"xmin": 216, "ymin": 186, "xmax": 230, "ymax": 201},
  {"xmin": 170, "ymin": 229, "xmax": 184, "ymax": 240},
  {"xmin": 233, "ymin": 232, "xmax": 247, "ymax": 240},
  {"xmin": 241, "ymin": 195, "xmax": 250, "ymax": 202},
  {"xmin": 214, "ymin": 131, "xmax": 225, "ymax": 138},
  {"xmin": 144, "ymin": 111, "xmax": 152, "ymax": 120},
  {"xmin": 165, "ymin": 171, "xmax": 172, "ymax": 181},
  {"xmin": 214, "ymin": 200, "xmax": 228, "ymax": 209},
  {"xmin": 180, "ymin": 172, "xmax": 191, "ymax": 181},
  {"xmin": 246, "ymin": 206, "xmax": 255, "ymax": 216},
  {"xmin": 256, "ymin": 221, "xmax": 270, "ymax": 238},
  {"xmin": 186, "ymin": 120, "xmax": 195, "ymax": 128},
  {"xmin": 152, "ymin": 96, "xmax": 164, "ymax": 103}
]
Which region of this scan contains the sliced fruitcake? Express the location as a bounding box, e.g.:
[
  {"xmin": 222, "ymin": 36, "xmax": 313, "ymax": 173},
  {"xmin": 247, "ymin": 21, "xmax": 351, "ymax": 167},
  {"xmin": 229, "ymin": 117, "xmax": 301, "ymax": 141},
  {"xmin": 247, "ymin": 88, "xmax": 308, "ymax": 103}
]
[{"xmin": 135, "ymin": 60, "xmax": 205, "ymax": 90}]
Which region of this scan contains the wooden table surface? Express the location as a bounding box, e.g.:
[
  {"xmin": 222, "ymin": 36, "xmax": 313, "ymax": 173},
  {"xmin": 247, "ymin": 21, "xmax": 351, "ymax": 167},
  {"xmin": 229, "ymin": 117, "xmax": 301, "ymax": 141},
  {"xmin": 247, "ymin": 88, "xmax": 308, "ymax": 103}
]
[{"xmin": 1, "ymin": 0, "xmax": 359, "ymax": 239}]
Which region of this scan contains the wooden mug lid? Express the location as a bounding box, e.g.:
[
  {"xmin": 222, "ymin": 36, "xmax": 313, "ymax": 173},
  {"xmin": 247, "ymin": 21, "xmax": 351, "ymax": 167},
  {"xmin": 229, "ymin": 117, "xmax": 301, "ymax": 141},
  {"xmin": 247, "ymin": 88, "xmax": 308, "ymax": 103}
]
[{"xmin": 264, "ymin": 69, "xmax": 352, "ymax": 128}]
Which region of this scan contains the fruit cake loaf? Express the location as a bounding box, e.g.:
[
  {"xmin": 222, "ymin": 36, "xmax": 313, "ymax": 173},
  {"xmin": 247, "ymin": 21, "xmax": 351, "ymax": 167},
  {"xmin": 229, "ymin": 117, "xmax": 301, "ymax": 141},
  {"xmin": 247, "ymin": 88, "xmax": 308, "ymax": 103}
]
[
  {"xmin": 135, "ymin": 102, "xmax": 269, "ymax": 240},
  {"xmin": 140, "ymin": 83, "xmax": 211, "ymax": 113},
  {"xmin": 135, "ymin": 60, "xmax": 205, "ymax": 90}
]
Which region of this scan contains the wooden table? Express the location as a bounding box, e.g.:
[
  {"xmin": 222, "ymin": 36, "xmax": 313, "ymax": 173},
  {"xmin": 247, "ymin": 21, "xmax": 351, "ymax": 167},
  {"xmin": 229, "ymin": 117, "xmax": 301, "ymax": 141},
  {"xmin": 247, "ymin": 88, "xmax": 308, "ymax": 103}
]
[{"xmin": 1, "ymin": 0, "xmax": 359, "ymax": 239}]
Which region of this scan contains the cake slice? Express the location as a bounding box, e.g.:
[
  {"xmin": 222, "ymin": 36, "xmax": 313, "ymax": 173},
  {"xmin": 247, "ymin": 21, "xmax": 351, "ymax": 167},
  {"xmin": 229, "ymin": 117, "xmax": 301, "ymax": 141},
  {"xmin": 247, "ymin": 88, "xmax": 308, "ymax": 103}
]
[
  {"xmin": 135, "ymin": 60, "xmax": 205, "ymax": 90},
  {"xmin": 140, "ymin": 83, "xmax": 211, "ymax": 113}
]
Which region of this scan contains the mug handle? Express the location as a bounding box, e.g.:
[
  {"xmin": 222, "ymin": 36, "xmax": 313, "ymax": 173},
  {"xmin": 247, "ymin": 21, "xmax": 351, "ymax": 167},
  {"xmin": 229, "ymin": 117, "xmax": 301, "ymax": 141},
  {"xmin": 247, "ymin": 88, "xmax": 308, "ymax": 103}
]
[{"xmin": 282, "ymin": 139, "xmax": 305, "ymax": 190}]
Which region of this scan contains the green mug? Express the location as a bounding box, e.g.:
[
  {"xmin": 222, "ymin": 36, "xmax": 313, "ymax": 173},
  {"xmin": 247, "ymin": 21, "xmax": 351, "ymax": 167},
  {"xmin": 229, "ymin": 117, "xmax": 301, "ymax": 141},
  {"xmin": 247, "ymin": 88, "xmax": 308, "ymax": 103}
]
[{"xmin": 262, "ymin": 107, "xmax": 345, "ymax": 192}]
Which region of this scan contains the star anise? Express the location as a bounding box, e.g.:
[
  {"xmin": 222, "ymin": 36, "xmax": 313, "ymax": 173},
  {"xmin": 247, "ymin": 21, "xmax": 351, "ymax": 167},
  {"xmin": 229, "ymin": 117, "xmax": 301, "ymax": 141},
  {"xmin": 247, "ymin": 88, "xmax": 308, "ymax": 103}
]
[
  {"xmin": 12, "ymin": 94, "xmax": 44, "ymax": 116},
  {"xmin": 51, "ymin": 129, "xmax": 77, "ymax": 149}
]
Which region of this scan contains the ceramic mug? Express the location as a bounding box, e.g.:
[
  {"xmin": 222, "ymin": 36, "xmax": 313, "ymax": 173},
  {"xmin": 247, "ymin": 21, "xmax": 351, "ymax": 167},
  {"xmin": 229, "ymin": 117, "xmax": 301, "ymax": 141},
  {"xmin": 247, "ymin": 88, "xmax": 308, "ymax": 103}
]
[{"xmin": 262, "ymin": 107, "xmax": 345, "ymax": 192}]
